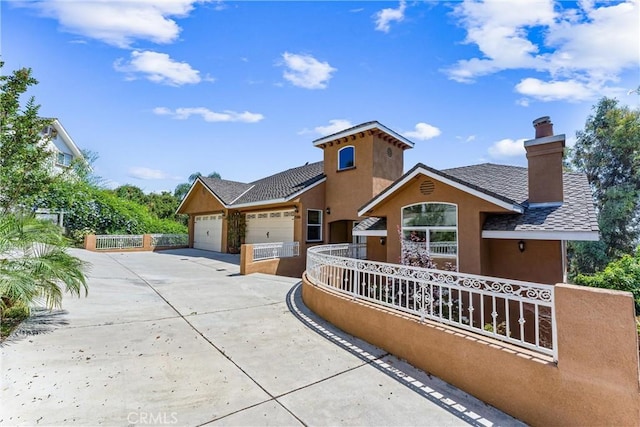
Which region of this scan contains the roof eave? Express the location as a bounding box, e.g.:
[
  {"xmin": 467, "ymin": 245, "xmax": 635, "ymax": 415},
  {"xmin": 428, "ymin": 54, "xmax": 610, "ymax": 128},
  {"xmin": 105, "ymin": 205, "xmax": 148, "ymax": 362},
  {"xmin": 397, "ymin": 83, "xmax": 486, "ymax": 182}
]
[
  {"xmin": 312, "ymin": 121, "xmax": 415, "ymax": 149},
  {"xmin": 482, "ymin": 230, "xmax": 600, "ymax": 241},
  {"xmin": 230, "ymin": 177, "xmax": 326, "ymax": 209},
  {"xmin": 175, "ymin": 177, "xmax": 229, "ymax": 214}
]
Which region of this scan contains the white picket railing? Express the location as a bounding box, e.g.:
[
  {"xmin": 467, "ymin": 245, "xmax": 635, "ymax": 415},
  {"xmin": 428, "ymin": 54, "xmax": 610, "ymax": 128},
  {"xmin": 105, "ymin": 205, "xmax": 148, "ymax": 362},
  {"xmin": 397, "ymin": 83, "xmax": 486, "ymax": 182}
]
[
  {"xmin": 150, "ymin": 234, "xmax": 188, "ymax": 247},
  {"xmin": 306, "ymin": 244, "xmax": 557, "ymax": 361},
  {"xmin": 252, "ymin": 241, "xmax": 300, "ymax": 261},
  {"xmin": 95, "ymin": 234, "xmax": 143, "ymax": 250}
]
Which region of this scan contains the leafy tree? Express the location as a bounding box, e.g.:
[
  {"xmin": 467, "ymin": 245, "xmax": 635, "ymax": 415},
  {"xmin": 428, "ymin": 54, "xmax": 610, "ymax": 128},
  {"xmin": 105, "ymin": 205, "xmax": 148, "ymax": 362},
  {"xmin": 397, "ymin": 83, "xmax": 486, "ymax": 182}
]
[
  {"xmin": 114, "ymin": 184, "xmax": 147, "ymax": 205},
  {"xmin": 573, "ymin": 247, "xmax": 640, "ymax": 314},
  {"xmin": 0, "ymin": 213, "xmax": 88, "ymax": 315},
  {"xmin": 0, "ymin": 63, "xmax": 57, "ymax": 212},
  {"xmin": 174, "ymin": 171, "xmax": 221, "ymax": 200},
  {"xmin": 569, "ymin": 97, "xmax": 640, "ymax": 275},
  {"xmin": 147, "ymin": 191, "xmax": 180, "ymax": 221}
]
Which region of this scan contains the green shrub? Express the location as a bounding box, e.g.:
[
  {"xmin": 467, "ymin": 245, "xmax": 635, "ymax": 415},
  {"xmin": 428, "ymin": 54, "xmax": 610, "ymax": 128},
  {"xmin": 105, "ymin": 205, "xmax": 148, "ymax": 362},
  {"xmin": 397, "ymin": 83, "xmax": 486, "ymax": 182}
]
[{"xmin": 574, "ymin": 247, "xmax": 640, "ymax": 314}]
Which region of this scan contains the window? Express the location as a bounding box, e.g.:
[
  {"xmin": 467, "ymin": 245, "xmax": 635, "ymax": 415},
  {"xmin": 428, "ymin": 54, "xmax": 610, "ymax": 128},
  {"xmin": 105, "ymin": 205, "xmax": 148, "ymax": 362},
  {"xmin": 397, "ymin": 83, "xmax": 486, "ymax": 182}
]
[
  {"xmin": 56, "ymin": 152, "xmax": 73, "ymax": 167},
  {"xmin": 307, "ymin": 209, "xmax": 323, "ymax": 242},
  {"xmin": 338, "ymin": 146, "xmax": 355, "ymax": 170},
  {"xmin": 401, "ymin": 203, "xmax": 458, "ymax": 270}
]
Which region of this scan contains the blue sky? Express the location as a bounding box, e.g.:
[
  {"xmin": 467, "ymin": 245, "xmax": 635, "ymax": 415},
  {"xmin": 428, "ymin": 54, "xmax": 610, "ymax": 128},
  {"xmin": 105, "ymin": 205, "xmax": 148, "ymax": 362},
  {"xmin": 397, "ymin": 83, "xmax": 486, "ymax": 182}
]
[{"xmin": 2, "ymin": 0, "xmax": 639, "ymax": 194}]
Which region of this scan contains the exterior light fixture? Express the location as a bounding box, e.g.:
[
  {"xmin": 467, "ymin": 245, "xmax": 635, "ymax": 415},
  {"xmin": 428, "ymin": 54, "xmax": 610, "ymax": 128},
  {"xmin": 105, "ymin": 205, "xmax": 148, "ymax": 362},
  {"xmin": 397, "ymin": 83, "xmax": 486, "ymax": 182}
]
[
  {"xmin": 294, "ymin": 205, "xmax": 299, "ymax": 214},
  {"xmin": 518, "ymin": 240, "xmax": 526, "ymax": 253},
  {"xmin": 380, "ymin": 237, "xmax": 386, "ymax": 246},
  {"xmin": 326, "ymin": 207, "xmax": 331, "ymax": 215}
]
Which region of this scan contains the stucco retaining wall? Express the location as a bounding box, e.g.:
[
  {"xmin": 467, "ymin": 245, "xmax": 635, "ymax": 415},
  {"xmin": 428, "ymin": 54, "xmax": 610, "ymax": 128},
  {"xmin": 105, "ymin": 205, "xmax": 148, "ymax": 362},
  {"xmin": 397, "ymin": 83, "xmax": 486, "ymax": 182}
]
[
  {"xmin": 302, "ymin": 276, "xmax": 640, "ymax": 426},
  {"xmin": 240, "ymin": 244, "xmax": 304, "ymax": 278}
]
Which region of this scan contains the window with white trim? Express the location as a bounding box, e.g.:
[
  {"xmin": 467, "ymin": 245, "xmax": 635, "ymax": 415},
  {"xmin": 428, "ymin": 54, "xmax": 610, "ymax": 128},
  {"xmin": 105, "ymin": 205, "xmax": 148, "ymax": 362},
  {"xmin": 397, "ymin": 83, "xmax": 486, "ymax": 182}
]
[
  {"xmin": 307, "ymin": 209, "xmax": 323, "ymax": 242},
  {"xmin": 56, "ymin": 152, "xmax": 73, "ymax": 167},
  {"xmin": 401, "ymin": 203, "xmax": 458, "ymax": 270},
  {"xmin": 338, "ymin": 146, "xmax": 355, "ymax": 170}
]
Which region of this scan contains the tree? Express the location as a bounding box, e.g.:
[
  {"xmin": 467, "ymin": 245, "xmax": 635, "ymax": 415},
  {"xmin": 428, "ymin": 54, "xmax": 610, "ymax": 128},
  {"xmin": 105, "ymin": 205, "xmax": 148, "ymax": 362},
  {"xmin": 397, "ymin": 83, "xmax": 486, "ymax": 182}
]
[
  {"xmin": 146, "ymin": 191, "xmax": 180, "ymax": 221},
  {"xmin": 569, "ymin": 97, "xmax": 640, "ymax": 275},
  {"xmin": 114, "ymin": 184, "xmax": 147, "ymax": 205},
  {"xmin": 174, "ymin": 171, "xmax": 221, "ymax": 200},
  {"xmin": 0, "ymin": 213, "xmax": 88, "ymax": 315},
  {"xmin": 0, "ymin": 63, "xmax": 57, "ymax": 212}
]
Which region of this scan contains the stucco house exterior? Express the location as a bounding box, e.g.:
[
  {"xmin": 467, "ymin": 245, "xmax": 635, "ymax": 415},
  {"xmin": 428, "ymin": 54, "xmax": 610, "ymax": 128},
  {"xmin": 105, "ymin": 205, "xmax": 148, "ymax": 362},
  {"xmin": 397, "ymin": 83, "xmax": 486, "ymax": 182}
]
[{"xmin": 177, "ymin": 117, "xmax": 598, "ymax": 283}]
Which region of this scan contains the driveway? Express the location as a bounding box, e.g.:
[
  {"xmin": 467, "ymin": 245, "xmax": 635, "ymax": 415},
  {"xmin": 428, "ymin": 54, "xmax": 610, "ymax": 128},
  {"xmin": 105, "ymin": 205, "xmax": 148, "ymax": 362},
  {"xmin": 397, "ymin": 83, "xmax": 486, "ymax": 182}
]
[{"xmin": 1, "ymin": 249, "xmax": 523, "ymax": 426}]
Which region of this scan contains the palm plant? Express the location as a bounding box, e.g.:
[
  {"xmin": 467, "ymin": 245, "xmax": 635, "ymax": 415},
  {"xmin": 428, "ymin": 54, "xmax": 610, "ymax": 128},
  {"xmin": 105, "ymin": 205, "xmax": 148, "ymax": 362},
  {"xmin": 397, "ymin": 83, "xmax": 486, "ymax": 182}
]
[{"xmin": 0, "ymin": 213, "xmax": 88, "ymax": 315}]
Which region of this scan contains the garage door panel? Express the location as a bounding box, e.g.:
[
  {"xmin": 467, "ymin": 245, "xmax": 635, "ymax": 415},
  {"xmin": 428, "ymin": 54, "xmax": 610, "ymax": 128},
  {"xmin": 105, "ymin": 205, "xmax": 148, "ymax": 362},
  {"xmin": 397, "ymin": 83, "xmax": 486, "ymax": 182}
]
[
  {"xmin": 194, "ymin": 214, "xmax": 222, "ymax": 252},
  {"xmin": 245, "ymin": 210, "xmax": 294, "ymax": 244}
]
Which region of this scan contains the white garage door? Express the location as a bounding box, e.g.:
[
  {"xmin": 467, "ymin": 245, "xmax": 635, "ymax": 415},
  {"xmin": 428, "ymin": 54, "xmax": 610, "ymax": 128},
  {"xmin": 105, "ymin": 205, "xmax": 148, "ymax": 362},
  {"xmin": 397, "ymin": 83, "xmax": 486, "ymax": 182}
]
[
  {"xmin": 194, "ymin": 214, "xmax": 223, "ymax": 252},
  {"xmin": 245, "ymin": 210, "xmax": 294, "ymax": 244}
]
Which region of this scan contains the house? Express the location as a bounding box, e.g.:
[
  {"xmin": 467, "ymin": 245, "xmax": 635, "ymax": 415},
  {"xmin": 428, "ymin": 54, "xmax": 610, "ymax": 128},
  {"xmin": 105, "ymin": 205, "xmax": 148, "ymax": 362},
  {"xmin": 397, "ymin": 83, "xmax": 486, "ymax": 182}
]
[{"xmin": 177, "ymin": 117, "xmax": 598, "ymax": 283}]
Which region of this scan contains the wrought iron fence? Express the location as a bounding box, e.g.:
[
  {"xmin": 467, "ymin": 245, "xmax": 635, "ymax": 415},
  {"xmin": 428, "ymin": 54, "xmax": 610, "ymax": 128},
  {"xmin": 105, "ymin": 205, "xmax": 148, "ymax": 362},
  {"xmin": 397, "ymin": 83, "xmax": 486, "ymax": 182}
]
[
  {"xmin": 150, "ymin": 234, "xmax": 188, "ymax": 247},
  {"xmin": 253, "ymin": 241, "xmax": 300, "ymax": 261},
  {"xmin": 306, "ymin": 244, "xmax": 557, "ymax": 360},
  {"xmin": 95, "ymin": 234, "xmax": 144, "ymax": 250}
]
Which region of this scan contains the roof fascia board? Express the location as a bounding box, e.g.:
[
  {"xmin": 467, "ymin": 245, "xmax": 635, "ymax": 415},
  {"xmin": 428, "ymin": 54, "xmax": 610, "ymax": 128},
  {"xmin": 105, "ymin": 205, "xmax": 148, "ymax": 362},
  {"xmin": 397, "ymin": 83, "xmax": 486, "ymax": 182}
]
[
  {"xmin": 175, "ymin": 178, "xmax": 229, "ymax": 214},
  {"xmin": 313, "ymin": 122, "xmax": 414, "ymax": 148},
  {"xmin": 482, "ymin": 230, "xmax": 600, "ymax": 241},
  {"xmin": 52, "ymin": 119, "xmax": 83, "ymax": 158},
  {"xmin": 230, "ymin": 177, "xmax": 327, "ymax": 209},
  {"xmin": 358, "ymin": 167, "xmax": 524, "ymax": 216}
]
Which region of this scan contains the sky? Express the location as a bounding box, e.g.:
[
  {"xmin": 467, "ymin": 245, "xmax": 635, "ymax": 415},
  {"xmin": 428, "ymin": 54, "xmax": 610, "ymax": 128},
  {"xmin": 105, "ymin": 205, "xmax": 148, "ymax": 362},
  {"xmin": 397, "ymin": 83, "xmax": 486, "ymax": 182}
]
[{"xmin": 2, "ymin": 0, "xmax": 639, "ymax": 194}]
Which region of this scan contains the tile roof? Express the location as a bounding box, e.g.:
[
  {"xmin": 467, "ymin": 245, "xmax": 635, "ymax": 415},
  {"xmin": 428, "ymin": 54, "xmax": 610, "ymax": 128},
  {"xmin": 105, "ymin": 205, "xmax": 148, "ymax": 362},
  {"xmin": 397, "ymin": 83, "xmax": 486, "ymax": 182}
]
[
  {"xmin": 353, "ymin": 217, "xmax": 387, "ymax": 232},
  {"xmin": 199, "ymin": 161, "xmax": 325, "ymax": 207}
]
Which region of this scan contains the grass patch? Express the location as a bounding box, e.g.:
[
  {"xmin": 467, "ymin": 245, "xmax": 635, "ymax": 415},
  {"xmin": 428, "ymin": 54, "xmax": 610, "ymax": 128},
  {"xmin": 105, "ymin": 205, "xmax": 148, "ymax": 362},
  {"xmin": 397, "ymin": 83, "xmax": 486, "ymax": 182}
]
[{"xmin": 1, "ymin": 302, "xmax": 30, "ymax": 341}]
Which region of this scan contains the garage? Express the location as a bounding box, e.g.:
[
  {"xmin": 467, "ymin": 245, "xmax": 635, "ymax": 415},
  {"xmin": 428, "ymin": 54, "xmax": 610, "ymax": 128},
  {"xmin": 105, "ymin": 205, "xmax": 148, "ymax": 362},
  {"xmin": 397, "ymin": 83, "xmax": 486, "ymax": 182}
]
[
  {"xmin": 245, "ymin": 210, "xmax": 294, "ymax": 244},
  {"xmin": 194, "ymin": 214, "xmax": 223, "ymax": 252}
]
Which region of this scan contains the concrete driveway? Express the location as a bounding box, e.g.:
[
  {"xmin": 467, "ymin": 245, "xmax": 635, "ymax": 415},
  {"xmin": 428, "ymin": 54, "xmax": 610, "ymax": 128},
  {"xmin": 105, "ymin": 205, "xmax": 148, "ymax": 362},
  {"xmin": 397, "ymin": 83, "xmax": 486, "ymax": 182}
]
[{"xmin": 1, "ymin": 249, "xmax": 523, "ymax": 426}]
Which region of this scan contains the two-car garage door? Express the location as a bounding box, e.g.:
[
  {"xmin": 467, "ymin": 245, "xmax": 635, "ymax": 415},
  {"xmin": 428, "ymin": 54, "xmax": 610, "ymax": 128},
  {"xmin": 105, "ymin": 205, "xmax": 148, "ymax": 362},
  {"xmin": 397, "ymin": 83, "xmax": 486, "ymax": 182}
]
[
  {"xmin": 245, "ymin": 210, "xmax": 294, "ymax": 244},
  {"xmin": 194, "ymin": 214, "xmax": 223, "ymax": 252}
]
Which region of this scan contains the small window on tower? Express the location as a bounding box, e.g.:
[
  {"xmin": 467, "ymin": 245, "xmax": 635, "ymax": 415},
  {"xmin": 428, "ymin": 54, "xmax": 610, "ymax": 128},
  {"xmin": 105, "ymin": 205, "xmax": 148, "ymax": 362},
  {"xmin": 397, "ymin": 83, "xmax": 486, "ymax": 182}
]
[{"xmin": 338, "ymin": 146, "xmax": 355, "ymax": 170}]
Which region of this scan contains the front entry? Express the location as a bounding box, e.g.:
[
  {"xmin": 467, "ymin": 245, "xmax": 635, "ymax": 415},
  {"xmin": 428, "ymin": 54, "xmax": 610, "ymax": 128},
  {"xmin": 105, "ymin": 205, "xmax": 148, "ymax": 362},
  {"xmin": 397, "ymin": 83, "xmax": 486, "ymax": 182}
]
[{"xmin": 329, "ymin": 220, "xmax": 353, "ymax": 244}]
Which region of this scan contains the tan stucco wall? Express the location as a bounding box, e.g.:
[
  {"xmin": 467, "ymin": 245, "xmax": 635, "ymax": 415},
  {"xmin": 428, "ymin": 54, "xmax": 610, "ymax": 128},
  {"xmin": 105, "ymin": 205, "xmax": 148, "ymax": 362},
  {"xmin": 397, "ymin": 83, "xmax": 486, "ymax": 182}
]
[
  {"xmin": 177, "ymin": 181, "xmax": 228, "ymax": 249},
  {"xmin": 302, "ymin": 278, "xmax": 640, "ymax": 426},
  {"xmin": 366, "ymin": 236, "xmax": 387, "ymax": 262},
  {"xmin": 366, "ymin": 175, "xmax": 511, "ymax": 275},
  {"xmin": 240, "ymin": 244, "xmax": 305, "ymax": 278},
  {"xmin": 484, "ymin": 238, "xmax": 563, "ymax": 284}
]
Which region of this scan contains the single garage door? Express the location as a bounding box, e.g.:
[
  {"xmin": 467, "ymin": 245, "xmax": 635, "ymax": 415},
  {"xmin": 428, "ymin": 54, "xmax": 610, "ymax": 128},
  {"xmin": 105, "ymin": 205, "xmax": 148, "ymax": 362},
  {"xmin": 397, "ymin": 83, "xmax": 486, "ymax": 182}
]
[
  {"xmin": 194, "ymin": 214, "xmax": 223, "ymax": 252},
  {"xmin": 245, "ymin": 210, "xmax": 294, "ymax": 244}
]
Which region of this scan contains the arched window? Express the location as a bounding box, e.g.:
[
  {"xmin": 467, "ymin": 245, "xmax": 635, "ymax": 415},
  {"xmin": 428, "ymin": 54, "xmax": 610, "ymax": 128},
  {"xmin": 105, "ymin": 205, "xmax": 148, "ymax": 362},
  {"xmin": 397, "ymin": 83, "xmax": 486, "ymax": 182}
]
[
  {"xmin": 338, "ymin": 146, "xmax": 355, "ymax": 170},
  {"xmin": 401, "ymin": 203, "xmax": 458, "ymax": 270}
]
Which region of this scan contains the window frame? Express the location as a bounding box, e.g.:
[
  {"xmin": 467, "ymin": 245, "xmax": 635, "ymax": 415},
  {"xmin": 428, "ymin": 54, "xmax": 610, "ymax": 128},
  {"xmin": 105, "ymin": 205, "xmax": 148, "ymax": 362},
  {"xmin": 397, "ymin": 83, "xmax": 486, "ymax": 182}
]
[
  {"xmin": 401, "ymin": 202, "xmax": 458, "ymax": 270},
  {"xmin": 337, "ymin": 145, "xmax": 355, "ymax": 171},
  {"xmin": 306, "ymin": 209, "xmax": 323, "ymax": 242},
  {"xmin": 56, "ymin": 152, "xmax": 73, "ymax": 167}
]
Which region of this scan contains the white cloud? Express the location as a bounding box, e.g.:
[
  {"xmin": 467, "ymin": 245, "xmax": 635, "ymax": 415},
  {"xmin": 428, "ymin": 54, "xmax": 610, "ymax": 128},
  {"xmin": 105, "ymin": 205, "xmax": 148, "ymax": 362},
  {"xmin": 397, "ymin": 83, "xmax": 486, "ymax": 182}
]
[
  {"xmin": 403, "ymin": 122, "xmax": 441, "ymax": 141},
  {"xmin": 515, "ymin": 78, "xmax": 594, "ymax": 102},
  {"xmin": 446, "ymin": 0, "xmax": 639, "ymax": 102},
  {"xmin": 310, "ymin": 119, "xmax": 354, "ymax": 136},
  {"xmin": 29, "ymin": 0, "xmax": 208, "ymax": 48},
  {"xmin": 128, "ymin": 167, "xmax": 179, "ymax": 180},
  {"xmin": 114, "ymin": 50, "xmax": 203, "ymax": 86},
  {"xmin": 154, "ymin": 107, "xmax": 264, "ymax": 123},
  {"xmin": 488, "ymin": 138, "xmax": 527, "ymax": 158},
  {"xmin": 280, "ymin": 52, "xmax": 337, "ymax": 89},
  {"xmin": 374, "ymin": 1, "xmax": 407, "ymax": 33}
]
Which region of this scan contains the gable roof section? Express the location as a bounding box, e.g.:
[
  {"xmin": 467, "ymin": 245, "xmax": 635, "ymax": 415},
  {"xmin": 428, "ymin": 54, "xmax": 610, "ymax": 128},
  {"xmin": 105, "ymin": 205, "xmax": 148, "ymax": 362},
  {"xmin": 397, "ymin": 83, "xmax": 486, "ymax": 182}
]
[
  {"xmin": 312, "ymin": 121, "xmax": 415, "ymax": 150},
  {"xmin": 358, "ymin": 163, "xmax": 525, "ymax": 216},
  {"xmin": 51, "ymin": 119, "xmax": 83, "ymax": 159},
  {"xmin": 177, "ymin": 161, "xmax": 326, "ymax": 213}
]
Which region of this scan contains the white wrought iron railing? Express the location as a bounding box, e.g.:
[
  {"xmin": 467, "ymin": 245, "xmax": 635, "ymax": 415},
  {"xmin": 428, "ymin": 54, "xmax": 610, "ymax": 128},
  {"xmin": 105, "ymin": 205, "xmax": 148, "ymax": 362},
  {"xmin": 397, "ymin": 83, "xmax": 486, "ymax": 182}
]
[
  {"xmin": 306, "ymin": 244, "xmax": 557, "ymax": 361},
  {"xmin": 150, "ymin": 234, "xmax": 188, "ymax": 247},
  {"xmin": 403, "ymin": 240, "xmax": 457, "ymax": 257},
  {"xmin": 252, "ymin": 241, "xmax": 300, "ymax": 261},
  {"xmin": 95, "ymin": 234, "xmax": 143, "ymax": 250}
]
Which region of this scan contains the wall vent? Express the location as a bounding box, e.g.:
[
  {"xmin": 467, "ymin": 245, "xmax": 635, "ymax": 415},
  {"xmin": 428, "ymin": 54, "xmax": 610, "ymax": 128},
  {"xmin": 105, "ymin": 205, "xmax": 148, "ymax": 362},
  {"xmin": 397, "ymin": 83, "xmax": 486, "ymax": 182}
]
[{"xmin": 420, "ymin": 180, "xmax": 435, "ymax": 195}]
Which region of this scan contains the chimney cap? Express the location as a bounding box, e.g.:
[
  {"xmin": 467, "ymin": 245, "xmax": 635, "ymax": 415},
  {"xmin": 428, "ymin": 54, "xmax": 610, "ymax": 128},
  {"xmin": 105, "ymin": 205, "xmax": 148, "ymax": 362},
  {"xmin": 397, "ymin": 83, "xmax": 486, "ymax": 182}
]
[{"xmin": 533, "ymin": 116, "xmax": 551, "ymax": 127}]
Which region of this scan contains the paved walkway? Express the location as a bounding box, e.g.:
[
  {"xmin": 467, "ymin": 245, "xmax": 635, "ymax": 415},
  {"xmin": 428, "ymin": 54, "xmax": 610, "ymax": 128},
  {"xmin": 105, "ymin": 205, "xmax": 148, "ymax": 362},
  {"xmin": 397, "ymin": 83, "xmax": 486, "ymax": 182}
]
[{"xmin": 1, "ymin": 249, "xmax": 524, "ymax": 426}]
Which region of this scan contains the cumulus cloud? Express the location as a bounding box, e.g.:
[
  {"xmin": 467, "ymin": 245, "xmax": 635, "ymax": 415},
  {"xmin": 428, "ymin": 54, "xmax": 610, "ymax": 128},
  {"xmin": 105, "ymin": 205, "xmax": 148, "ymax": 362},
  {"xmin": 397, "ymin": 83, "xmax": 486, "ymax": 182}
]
[
  {"xmin": 374, "ymin": 1, "xmax": 407, "ymax": 33},
  {"xmin": 280, "ymin": 52, "xmax": 337, "ymax": 89},
  {"xmin": 309, "ymin": 119, "xmax": 354, "ymax": 136},
  {"xmin": 488, "ymin": 138, "xmax": 527, "ymax": 158},
  {"xmin": 114, "ymin": 50, "xmax": 203, "ymax": 86},
  {"xmin": 128, "ymin": 167, "xmax": 179, "ymax": 180},
  {"xmin": 445, "ymin": 0, "xmax": 639, "ymax": 102},
  {"xmin": 154, "ymin": 107, "xmax": 264, "ymax": 123},
  {"xmin": 403, "ymin": 122, "xmax": 441, "ymax": 141},
  {"xmin": 27, "ymin": 0, "xmax": 208, "ymax": 48}
]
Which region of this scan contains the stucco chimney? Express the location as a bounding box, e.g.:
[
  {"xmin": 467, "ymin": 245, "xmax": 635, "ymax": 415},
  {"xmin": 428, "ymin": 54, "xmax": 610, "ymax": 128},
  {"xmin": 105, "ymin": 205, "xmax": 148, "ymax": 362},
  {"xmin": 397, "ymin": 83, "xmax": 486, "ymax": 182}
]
[{"xmin": 524, "ymin": 116, "xmax": 565, "ymax": 205}]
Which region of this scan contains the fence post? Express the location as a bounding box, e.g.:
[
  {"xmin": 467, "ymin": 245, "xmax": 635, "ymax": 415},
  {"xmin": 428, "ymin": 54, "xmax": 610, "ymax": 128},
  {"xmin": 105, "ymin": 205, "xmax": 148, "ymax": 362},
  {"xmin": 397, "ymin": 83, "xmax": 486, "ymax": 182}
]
[
  {"xmin": 84, "ymin": 234, "xmax": 97, "ymax": 251},
  {"xmin": 143, "ymin": 234, "xmax": 153, "ymax": 251},
  {"xmin": 240, "ymin": 244, "xmax": 254, "ymax": 275}
]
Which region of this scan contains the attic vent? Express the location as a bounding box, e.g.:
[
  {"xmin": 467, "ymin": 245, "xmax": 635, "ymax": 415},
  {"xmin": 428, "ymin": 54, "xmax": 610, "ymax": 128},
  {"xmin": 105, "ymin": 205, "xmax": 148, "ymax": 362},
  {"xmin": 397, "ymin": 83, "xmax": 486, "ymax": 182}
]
[{"xmin": 420, "ymin": 180, "xmax": 435, "ymax": 195}]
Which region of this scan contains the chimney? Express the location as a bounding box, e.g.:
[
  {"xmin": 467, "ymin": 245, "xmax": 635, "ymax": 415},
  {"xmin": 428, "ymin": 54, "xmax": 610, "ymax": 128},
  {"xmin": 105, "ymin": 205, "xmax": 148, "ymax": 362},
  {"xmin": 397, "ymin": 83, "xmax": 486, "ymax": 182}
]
[{"xmin": 524, "ymin": 116, "xmax": 565, "ymax": 205}]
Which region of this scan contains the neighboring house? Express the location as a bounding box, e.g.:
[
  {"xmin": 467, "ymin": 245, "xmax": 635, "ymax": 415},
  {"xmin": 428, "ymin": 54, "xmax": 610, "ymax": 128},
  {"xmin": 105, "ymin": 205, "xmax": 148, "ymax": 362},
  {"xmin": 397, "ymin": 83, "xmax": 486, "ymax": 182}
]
[
  {"xmin": 36, "ymin": 119, "xmax": 84, "ymax": 226},
  {"xmin": 177, "ymin": 117, "xmax": 598, "ymax": 283}
]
